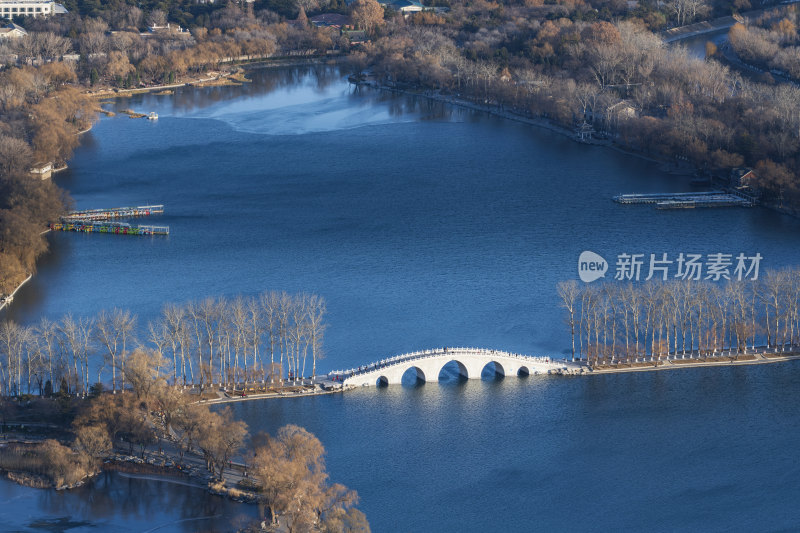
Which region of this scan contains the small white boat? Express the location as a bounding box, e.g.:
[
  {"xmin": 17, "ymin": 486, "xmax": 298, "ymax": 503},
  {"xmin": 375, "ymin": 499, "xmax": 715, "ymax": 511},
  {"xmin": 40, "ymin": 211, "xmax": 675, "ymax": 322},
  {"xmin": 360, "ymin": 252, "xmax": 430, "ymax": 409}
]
[{"xmin": 148, "ymin": 112, "xmax": 158, "ymax": 120}]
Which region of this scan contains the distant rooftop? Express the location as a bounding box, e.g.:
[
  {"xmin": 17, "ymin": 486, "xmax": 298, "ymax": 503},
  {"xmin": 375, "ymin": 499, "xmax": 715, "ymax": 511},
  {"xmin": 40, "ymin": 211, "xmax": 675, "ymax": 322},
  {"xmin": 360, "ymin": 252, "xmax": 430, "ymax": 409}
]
[
  {"xmin": 310, "ymin": 13, "xmax": 351, "ymax": 28},
  {"xmin": 378, "ymin": 0, "xmax": 424, "ymax": 11},
  {"xmin": 0, "ymin": 22, "xmax": 26, "ymax": 37}
]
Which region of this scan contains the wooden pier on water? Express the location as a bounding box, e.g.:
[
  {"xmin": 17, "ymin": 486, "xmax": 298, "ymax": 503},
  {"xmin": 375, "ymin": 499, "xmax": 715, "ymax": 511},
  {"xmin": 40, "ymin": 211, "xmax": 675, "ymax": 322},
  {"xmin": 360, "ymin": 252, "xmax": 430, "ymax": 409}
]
[
  {"xmin": 49, "ymin": 221, "xmax": 170, "ymax": 236},
  {"xmin": 613, "ymin": 191, "xmax": 755, "ymax": 209},
  {"xmin": 51, "ymin": 204, "xmax": 169, "ymax": 236},
  {"xmin": 62, "ymin": 205, "xmax": 164, "ymax": 222}
]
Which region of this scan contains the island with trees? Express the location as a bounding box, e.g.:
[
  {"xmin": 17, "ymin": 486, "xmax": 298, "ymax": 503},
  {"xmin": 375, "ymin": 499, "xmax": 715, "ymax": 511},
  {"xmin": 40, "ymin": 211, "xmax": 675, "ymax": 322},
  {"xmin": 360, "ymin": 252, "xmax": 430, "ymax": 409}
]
[{"xmin": 0, "ymin": 290, "xmax": 370, "ymax": 532}]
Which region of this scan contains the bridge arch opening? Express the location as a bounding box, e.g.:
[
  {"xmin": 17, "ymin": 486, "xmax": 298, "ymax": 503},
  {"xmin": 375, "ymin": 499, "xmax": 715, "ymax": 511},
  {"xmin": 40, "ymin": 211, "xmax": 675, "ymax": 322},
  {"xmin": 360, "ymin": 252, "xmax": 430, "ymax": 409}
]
[
  {"xmin": 401, "ymin": 366, "xmax": 427, "ymax": 387},
  {"xmin": 376, "ymin": 376, "xmax": 389, "ymax": 387},
  {"xmin": 481, "ymin": 361, "xmax": 506, "ymax": 381},
  {"xmin": 517, "ymin": 366, "xmax": 530, "ymax": 377},
  {"xmin": 438, "ymin": 360, "xmax": 469, "ymax": 384}
]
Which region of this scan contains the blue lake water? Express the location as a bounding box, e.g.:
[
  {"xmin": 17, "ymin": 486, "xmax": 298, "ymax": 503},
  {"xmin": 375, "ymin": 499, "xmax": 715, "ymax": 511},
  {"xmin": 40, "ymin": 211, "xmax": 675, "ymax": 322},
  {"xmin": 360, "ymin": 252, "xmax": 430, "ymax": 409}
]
[
  {"xmin": 0, "ymin": 471, "xmax": 257, "ymax": 532},
  {"xmin": 4, "ymin": 65, "xmax": 800, "ymax": 531},
  {"xmin": 677, "ymin": 29, "xmax": 729, "ymax": 59},
  {"xmin": 228, "ymin": 362, "xmax": 800, "ymax": 532},
  {"xmin": 7, "ymin": 66, "xmax": 800, "ymax": 362}
]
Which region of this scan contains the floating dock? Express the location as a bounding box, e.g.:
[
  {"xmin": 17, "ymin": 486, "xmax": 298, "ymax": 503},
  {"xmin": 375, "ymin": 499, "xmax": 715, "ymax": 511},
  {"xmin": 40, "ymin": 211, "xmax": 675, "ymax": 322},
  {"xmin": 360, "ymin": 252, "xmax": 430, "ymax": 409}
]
[
  {"xmin": 62, "ymin": 205, "xmax": 164, "ymax": 222},
  {"xmin": 49, "ymin": 221, "xmax": 169, "ymax": 236},
  {"xmin": 613, "ymin": 191, "xmax": 754, "ymax": 209}
]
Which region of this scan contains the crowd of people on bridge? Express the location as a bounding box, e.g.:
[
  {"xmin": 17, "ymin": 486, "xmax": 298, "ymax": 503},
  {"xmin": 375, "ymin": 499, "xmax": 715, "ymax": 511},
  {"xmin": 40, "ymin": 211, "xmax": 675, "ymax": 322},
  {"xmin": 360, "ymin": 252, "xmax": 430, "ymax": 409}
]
[{"xmin": 328, "ymin": 351, "xmax": 556, "ymax": 382}]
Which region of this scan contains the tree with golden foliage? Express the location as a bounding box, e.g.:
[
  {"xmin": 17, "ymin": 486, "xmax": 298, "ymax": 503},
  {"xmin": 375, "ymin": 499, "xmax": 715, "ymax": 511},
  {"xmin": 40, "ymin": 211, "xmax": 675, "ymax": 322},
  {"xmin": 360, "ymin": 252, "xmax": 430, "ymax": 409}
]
[
  {"xmin": 251, "ymin": 425, "xmax": 369, "ymax": 532},
  {"xmin": 171, "ymin": 401, "xmax": 207, "ymax": 463},
  {"xmin": 74, "ymin": 392, "xmax": 140, "ymax": 443},
  {"xmin": 755, "ymin": 159, "xmax": 796, "ymax": 208},
  {"xmin": 123, "ymin": 348, "xmax": 166, "ymax": 401},
  {"xmin": 35, "ymin": 439, "xmax": 92, "ymax": 488},
  {"xmin": 351, "ymin": 0, "xmax": 384, "ymax": 36},
  {"xmin": 105, "ymin": 51, "xmax": 136, "ymax": 81},
  {"xmin": 195, "ymin": 406, "xmax": 248, "ymax": 479},
  {"xmin": 73, "ymin": 424, "xmax": 112, "ymax": 464}
]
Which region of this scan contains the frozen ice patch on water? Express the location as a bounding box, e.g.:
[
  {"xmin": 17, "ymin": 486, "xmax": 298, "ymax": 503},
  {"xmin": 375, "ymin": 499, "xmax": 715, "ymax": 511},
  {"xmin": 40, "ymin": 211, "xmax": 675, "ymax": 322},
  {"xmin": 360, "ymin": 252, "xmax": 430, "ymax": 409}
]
[
  {"xmin": 192, "ymin": 87, "xmax": 417, "ymax": 135},
  {"xmin": 215, "ymin": 99, "xmax": 414, "ymax": 135}
]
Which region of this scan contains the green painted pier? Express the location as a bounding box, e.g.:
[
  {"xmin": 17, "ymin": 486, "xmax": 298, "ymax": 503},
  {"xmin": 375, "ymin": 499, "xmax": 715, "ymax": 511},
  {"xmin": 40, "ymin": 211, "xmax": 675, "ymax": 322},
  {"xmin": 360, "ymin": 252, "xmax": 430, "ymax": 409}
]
[
  {"xmin": 49, "ymin": 221, "xmax": 170, "ymax": 236},
  {"xmin": 50, "ymin": 204, "xmax": 169, "ymax": 236}
]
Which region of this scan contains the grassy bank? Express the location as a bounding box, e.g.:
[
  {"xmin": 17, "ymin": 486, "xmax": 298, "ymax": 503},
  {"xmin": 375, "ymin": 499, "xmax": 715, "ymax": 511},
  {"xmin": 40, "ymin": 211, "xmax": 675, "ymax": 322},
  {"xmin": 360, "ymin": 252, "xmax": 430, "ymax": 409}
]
[{"xmin": 0, "ymin": 441, "xmax": 96, "ymax": 489}]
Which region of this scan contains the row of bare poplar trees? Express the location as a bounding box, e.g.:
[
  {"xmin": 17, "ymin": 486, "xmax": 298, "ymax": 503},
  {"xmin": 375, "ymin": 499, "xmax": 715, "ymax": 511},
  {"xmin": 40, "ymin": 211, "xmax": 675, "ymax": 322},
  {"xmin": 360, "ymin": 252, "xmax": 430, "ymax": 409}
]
[
  {"xmin": 0, "ymin": 291, "xmax": 326, "ymax": 397},
  {"xmin": 558, "ymin": 269, "xmax": 800, "ymax": 365}
]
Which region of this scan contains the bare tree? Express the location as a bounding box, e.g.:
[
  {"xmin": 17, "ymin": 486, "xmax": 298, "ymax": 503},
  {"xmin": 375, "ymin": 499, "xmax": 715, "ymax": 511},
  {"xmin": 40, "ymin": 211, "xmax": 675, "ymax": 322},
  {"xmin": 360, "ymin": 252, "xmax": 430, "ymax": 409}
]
[
  {"xmin": 0, "ymin": 135, "xmax": 33, "ymax": 176},
  {"xmin": 557, "ymin": 281, "xmax": 580, "ymax": 361},
  {"xmin": 146, "ymin": 9, "xmax": 167, "ymax": 29},
  {"xmin": 124, "ymin": 348, "xmax": 166, "ymax": 401},
  {"xmin": 762, "ymin": 270, "xmax": 787, "ymax": 350},
  {"xmin": 73, "ymin": 425, "xmax": 112, "ymax": 465},
  {"xmin": 351, "ymin": 0, "xmax": 384, "ymax": 36},
  {"xmin": 163, "ymin": 303, "xmax": 190, "ymax": 386},
  {"xmin": 0, "ymin": 321, "xmax": 27, "ymax": 396},
  {"xmin": 198, "ymin": 298, "xmax": 222, "ymax": 387},
  {"xmin": 57, "ymin": 314, "xmax": 94, "ymax": 396},
  {"xmin": 246, "ymin": 297, "xmax": 262, "ymax": 382},
  {"xmin": 230, "ymin": 295, "xmax": 249, "ymax": 386},
  {"xmin": 195, "ymin": 407, "xmax": 247, "ymax": 480},
  {"xmin": 307, "ymin": 294, "xmax": 327, "ymax": 378},
  {"xmin": 114, "ymin": 309, "xmax": 137, "ymax": 392},
  {"xmin": 260, "ymin": 291, "xmax": 279, "ymax": 383},
  {"xmin": 95, "ymin": 309, "xmax": 121, "ymax": 393}
]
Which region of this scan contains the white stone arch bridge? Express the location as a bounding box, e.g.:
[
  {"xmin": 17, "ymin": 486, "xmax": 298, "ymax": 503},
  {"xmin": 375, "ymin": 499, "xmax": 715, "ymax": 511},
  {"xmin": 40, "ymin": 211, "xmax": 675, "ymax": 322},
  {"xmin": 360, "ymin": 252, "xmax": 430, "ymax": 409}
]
[{"xmin": 331, "ymin": 347, "xmax": 582, "ymax": 387}]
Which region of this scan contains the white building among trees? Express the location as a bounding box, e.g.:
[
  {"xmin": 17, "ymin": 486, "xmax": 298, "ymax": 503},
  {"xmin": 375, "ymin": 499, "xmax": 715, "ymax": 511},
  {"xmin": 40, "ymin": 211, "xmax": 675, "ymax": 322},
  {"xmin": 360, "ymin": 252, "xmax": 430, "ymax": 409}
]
[
  {"xmin": 0, "ymin": 21, "xmax": 26, "ymax": 38},
  {"xmin": 0, "ymin": 0, "xmax": 67, "ymax": 19}
]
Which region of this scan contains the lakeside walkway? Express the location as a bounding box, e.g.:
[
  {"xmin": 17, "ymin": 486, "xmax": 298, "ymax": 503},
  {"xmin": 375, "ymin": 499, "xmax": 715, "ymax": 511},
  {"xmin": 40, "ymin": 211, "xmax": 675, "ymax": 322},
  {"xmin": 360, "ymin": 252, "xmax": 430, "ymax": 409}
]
[
  {"xmin": 0, "ymin": 273, "xmax": 32, "ymax": 313},
  {"xmin": 199, "ymin": 384, "xmax": 353, "ymax": 405},
  {"xmin": 586, "ymin": 350, "xmax": 800, "ymax": 375}
]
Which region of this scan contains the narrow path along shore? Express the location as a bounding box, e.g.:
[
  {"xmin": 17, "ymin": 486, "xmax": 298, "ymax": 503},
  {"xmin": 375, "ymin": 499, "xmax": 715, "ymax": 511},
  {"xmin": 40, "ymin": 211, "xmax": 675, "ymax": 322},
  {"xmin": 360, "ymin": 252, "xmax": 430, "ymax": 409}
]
[
  {"xmin": 587, "ymin": 352, "xmax": 800, "ymax": 375},
  {"xmin": 0, "ymin": 273, "xmax": 33, "ymax": 313},
  {"xmin": 199, "ymin": 384, "xmax": 354, "ymax": 405},
  {"xmin": 89, "ymin": 74, "xmax": 230, "ymax": 99}
]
